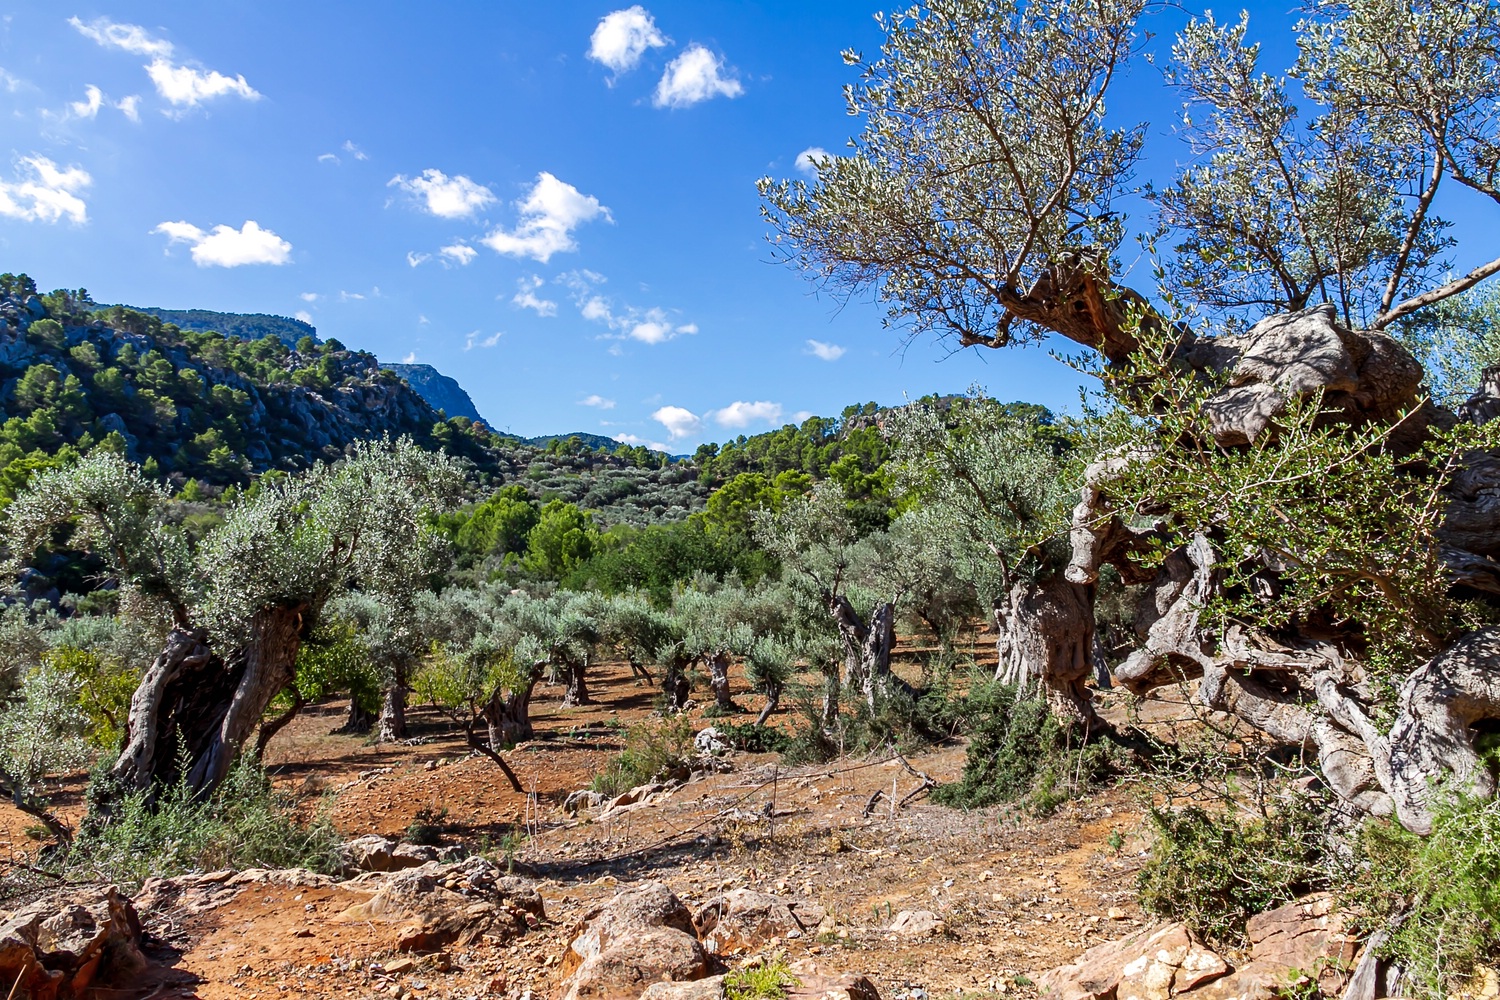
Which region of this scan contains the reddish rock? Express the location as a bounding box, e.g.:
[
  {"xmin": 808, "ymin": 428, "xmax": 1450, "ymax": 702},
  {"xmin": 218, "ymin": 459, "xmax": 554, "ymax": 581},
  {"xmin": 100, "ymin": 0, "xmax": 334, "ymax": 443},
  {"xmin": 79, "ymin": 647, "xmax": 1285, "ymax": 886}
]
[
  {"xmin": 0, "ymin": 886, "xmax": 145, "ymax": 1000},
  {"xmin": 1036, "ymin": 923, "xmax": 1228, "ymax": 1000},
  {"xmin": 557, "ymin": 881, "xmax": 713, "ymax": 1000},
  {"xmin": 692, "ymin": 889, "xmax": 826, "ymax": 955}
]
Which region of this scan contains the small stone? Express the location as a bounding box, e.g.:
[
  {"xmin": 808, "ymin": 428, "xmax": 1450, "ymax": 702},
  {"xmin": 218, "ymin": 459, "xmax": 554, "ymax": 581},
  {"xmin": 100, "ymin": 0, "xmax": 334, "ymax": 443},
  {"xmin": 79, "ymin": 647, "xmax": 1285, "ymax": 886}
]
[
  {"xmin": 384, "ymin": 958, "xmax": 416, "ymax": 975},
  {"xmin": 1107, "ymin": 907, "xmax": 1127, "ymax": 920}
]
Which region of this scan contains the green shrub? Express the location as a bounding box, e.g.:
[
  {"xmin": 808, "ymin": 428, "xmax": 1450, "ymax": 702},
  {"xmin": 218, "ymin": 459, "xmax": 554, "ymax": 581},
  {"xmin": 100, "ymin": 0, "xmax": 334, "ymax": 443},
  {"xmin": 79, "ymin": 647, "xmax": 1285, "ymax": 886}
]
[
  {"xmin": 69, "ymin": 756, "xmax": 340, "ymax": 888},
  {"xmin": 1341, "ymin": 794, "xmax": 1500, "ymax": 998},
  {"xmin": 591, "ymin": 714, "xmax": 697, "ymax": 796},
  {"xmin": 713, "ymin": 720, "xmax": 791, "ymax": 754},
  {"xmin": 931, "ymin": 683, "xmax": 1119, "ymax": 815},
  {"xmin": 1136, "ymin": 799, "xmax": 1327, "ymax": 946},
  {"xmin": 724, "ymin": 958, "xmax": 799, "ymax": 1000}
]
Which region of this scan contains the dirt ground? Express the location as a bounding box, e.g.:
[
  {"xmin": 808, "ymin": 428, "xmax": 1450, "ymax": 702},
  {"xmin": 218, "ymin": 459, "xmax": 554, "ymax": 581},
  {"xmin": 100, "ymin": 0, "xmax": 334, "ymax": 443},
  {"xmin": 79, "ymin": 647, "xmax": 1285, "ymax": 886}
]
[{"xmin": 1, "ymin": 648, "xmax": 1166, "ymax": 1000}]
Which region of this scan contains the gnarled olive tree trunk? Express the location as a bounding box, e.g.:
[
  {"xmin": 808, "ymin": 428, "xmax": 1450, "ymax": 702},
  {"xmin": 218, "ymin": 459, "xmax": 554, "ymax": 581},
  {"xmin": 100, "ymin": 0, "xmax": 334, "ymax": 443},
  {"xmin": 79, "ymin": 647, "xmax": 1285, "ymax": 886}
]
[
  {"xmin": 707, "ymin": 650, "xmax": 737, "ymax": 711},
  {"xmin": 560, "ymin": 657, "xmax": 590, "ymax": 707},
  {"xmin": 991, "ymin": 576, "xmax": 1099, "ymax": 730},
  {"xmin": 108, "ymin": 602, "xmax": 306, "ymax": 807},
  {"xmin": 378, "ymin": 678, "xmax": 407, "ymax": 743},
  {"xmin": 1068, "ymin": 305, "xmax": 1500, "ymax": 834},
  {"xmin": 826, "ymin": 593, "xmax": 907, "ymax": 711}
]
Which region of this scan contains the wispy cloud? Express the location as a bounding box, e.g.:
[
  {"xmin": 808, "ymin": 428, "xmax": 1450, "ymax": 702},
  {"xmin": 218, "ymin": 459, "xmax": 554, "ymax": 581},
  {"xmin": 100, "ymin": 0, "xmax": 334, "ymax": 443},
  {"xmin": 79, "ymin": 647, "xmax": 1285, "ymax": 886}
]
[
  {"xmin": 561, "ymin": 270, "xmax": 695, "ymax": 345},
  {"xmin": 0, "ymin": 156, "xmax": 91, "ymax": 224},
  {"xmin": 294, "ymin": 310, "xmax": 313, "ymax": 324},
  {"xmin": 513, "ymin": 275, "xmax": 557, "ymax": 316},
  {"xmin": 579, "ymin": 394, "xmax": 616, "ymax": 409},
  {"xmin": 710, "ymin": 400, "xmax": 783, "ymax": 428},
  {"xmin": 70, "ymin": 17, "xmax": 257, "ymax": 111},
  {"xmin": 401, "ymin": 351, "xmax": 417, "ymax": 363},
  {"xmin": 406, "ymin": 251, "xmax": 431, "ymax": 267},
  {"xmin": 654, "ymin": 44, "xmax": 742, "ymax": 108},
  {"xmin": 389, "ymin": 168, "xmax": 496, "ymax": 219},
  {"xmin": 805, "ymin": 339, "xmax": 846, "ymax": 361},
  {"xmin": 318, "ymin": 152, "xmax": 340, "ymax": 165},
  {"xmin": 153, "ymin": 219, "xmax": 291, "ymax": 267},
  {"xmin": 299, "ymin": 292, "xmax": 319, "ymax": 302},
  {"xmin": 481, "ymin": 172, "xmax": 610, "ymax": 263},
  {"xmin": 440, "ymin": 243, "xmax": 477, "ymax": 266},
  {"xmin": 588, "ymin": 6, "xmax": 669, "ymax": 78},
  {"xmin": 67, "ymin": 16, "xmax": 173, "ymax": 57},
  {"xmin": 463, "ymin": 330, "xmax": 503, "ymax": 351},
  {"xmin": 340, "ymin": 290, "xmax": 366, "ymax": 301},
  {"xmin": 145, "ymin": 59, "xmax": 258, "ymax": 108},
  {"xmin": 342, "ymin": 140, "xmax": 368, "ymax": 161}
]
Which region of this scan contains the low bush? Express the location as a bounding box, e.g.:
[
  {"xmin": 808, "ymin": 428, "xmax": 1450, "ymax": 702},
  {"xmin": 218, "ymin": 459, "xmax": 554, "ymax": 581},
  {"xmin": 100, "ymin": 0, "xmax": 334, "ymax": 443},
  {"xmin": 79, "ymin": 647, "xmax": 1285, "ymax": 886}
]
[
  {"xmin": 724, "ymin": 958, "xmax": 799, "ymax": 1000},
  {"xmin": 1341, "ymin": 794, "xmax": 1500, "ymax": 998},
  {"xmin": 931, "ymin": 682, "xmax": 1119, "ymax": 815},
  {"xmin": 713, "ymin": 720, "xmax": 792, "ymax": 754},
  {"xmin": 590, "ymin": 714, "xmax": 697, "ymax": 796},
  {"xmin": 68, "ymin": 756, "xmax": 340, "ymax": 888},
  {"xmin": 1135, "ymin": 797, "xmax": 1328, "ymax": 947}
]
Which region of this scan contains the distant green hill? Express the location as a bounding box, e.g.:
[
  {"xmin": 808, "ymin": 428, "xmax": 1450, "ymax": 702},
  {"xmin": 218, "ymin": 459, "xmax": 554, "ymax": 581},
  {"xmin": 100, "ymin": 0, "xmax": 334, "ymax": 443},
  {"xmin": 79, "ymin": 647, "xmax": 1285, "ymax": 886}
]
[
  {"xmin": 131, "ymin": 307, "xmax": 320, "ymax": 348},
  {"xmin": 523, "ymin": 431, "xmax": 625, "ymax": 452}
]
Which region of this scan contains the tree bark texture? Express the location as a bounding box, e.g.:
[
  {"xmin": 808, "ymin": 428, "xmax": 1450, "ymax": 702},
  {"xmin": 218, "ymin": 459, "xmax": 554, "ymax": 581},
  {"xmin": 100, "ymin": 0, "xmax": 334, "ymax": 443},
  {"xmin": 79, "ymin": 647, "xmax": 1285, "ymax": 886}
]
[
  {"xmin": 826, "ymin": 593, "xmax": 906, "ymax": 710},
  {"xmin": 991, "ymin": 577, "xmax": 1099, "ymax": 730},
  {"xmin": 707, "ymin": 651, "xmax": 737, "ymax": 711},
  {"xmin": 560, "ymin": 658, "xmax": 590, "ymax": 707},
  {"xmin": 108, "ymin": 603, "xmax": 306, "ymax": 806},
  {"xmin": 378, "ymin": 679, "xmax": 407, "ymax": 743}
]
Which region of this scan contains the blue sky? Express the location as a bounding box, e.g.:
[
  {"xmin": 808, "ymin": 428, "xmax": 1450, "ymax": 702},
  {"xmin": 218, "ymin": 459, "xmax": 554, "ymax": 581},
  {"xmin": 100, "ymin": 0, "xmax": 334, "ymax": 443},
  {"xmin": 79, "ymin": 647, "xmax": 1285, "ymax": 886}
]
[{"xmin": 1, "ymin": 2, "xmax": 1494, "ymax": 448}]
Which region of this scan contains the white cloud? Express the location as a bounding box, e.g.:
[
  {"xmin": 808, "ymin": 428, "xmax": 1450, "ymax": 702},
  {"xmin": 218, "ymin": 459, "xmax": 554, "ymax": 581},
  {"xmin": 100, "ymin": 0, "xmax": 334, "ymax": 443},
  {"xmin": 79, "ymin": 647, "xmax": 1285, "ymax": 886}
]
[
  {"xmin": 580, "ymin": 394, "xmax": 616, "ymax": 409},
  {"xmin": 318, "ymin": 152, "xmax": 340, "ymax": 165},
  {"xmin": 582, "ymin": 296, "xmax": 613, "ymax": 323},
  {"xmin": 653, "ymin": 44, "xmax": 743, "ymax": 108},
  {"xmin": 0, "ymin": 68, "xmax": 26, "ymax": 94},
  {"xmin": 68, "ymin": 16, "xmax": 173, "ymax": 57},
  {"xmin": 440, "ymin": 242, "xmax": 477, "ymax": 266},
  {"xmin": 70, "ymin": 85, "xmax": 104, "ymax": 119},
  {"xmin": 418, "ymin": 315, "xmax": 430, "ymax": 324},
  {"xmin": 805, "ymin": 339, "xmax": 846, "ymax": 361},
  {"xmin": 512, "ymin": 275, "xmax": 557, "ymax": 316},
  {"xmin": 710, "ymin": 400, "xmax": 783, "ymax": 428},
  {"xmin": 563, "ymin": 270, "xmax": 695, "ymax": 344},
  {"xmin": 613, "ymin": 432, "xmax": 670, "ymax": 452},
  {"xmin": 588, "ymin": 6, "xmax": 669, "ymax": 77},
  {"xmin": 406, "ymin": 251, "xmax": 431, "ymax": 267},
  {"xmin": 464, "ymin": 330, "xmax": 502, "ymax": 350},
  {"xmin": 402, "ymin": 352, "xmax": 417, "ymax": 364},
  {"xmin": 627, "ymin": 313, "xmax": 696, "ymax": 344},
  {"xmin": 153, "ymin": 219, "xmax": 291, "ymax": 267},
  {"xmin": 792, "ymin": 410, "xmax": 815, "ymax": 423},
  {"xmin": 652, "ymin": 405, "xmax": 702, "ymax": 440},
  {"xmin": 795, "ymin": 146, "xmax": 832, "ymax": 177},
  {"xmin": 340, "ymin": 290, "xmax": 365, "ymax": 301},
  {"xmin": 481, "ymin": 172, "xmax": 610, "ymax": 263},
  {"xmin": 146, "ymin": 58, "xmax": 259, "ymax": 108},
  {"xmin": 300, "ymin": 292, "xmax": 319, "ymax": 302},
  {"xmin": 115, "ymin": 94, "xmax": 141, "ymax": 121},
  {"xmin": 294, "ymin": 310, "xmax": 313, "ymax": 323},
  {"xmin": 342, "ymin": 140, "xmax": 368, "ymax": 161},
  {"xmin": 0, "ymin": 156, "xmax": 91, "ymax": 224},
  {"xmin": 388, "ymin": 168, "xmax": 495, "ymax": 219}
]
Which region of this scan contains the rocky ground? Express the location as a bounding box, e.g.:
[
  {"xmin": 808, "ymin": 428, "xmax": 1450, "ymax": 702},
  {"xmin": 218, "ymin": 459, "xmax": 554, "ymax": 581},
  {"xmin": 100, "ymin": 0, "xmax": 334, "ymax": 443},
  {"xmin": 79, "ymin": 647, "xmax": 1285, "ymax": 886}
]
[{"xmin": 0, "ymin": 657, "xmax": 1374, "ymax": 999}]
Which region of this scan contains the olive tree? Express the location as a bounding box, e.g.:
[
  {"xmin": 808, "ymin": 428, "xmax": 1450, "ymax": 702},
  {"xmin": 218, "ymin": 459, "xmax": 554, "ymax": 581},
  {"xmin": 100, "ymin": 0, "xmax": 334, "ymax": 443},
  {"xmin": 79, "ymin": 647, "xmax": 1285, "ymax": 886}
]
[
  {"xmin": 761, "ymin": 0, "xmax": 1500, "ymax": 833},
  {"xmin": 1, "ymin": 438, "xmax": 465, "ymax": 809}
]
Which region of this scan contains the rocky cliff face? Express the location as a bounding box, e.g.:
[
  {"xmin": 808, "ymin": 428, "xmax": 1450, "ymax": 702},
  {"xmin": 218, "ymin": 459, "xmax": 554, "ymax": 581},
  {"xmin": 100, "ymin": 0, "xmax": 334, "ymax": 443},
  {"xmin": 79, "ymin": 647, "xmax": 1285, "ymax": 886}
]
[
  {"xmin": 385, "ymin": 363, "xmax": 484, "ymax": 423},
  {"xmin": 0, "ymin": 292, "xmax": 443, "ymax": 482}
]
